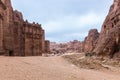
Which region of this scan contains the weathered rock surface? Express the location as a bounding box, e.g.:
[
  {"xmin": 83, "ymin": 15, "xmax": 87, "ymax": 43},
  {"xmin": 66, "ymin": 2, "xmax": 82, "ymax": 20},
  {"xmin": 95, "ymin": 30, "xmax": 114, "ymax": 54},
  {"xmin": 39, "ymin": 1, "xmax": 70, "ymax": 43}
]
[
  {"xmin": 0, "ymin": 0, "xmax": 50, "ymax": 56},
  {"xmin": 50, "ymin": 40, "xmax": 82, "ymax": 55},
  {"xmin": 93, "ymin": 0, "xmax": 120, "ymax": 58},
  {"xmin": 83, "ymin": 29, "xmax": 99, "ymax": 52}
]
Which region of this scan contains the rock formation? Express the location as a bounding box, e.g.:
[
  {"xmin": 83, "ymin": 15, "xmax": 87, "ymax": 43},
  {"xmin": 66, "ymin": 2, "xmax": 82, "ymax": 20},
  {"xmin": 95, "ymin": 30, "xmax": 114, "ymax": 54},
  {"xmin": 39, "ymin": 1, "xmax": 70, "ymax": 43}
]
[
  {"xmin": 0, "ymin": 0, "xmax": 50, "ymax": 56},
  {"xmin": 50, "ymin": 40, "xmax": 81, "ymax": 54},
  {"xmin": 83, "ymin": 29, "xmax": 99, "ymax": 52},
  {"xmin": 93, "ymin": 0, "xmax": 120, "ymax": 58},
  {"xmin": 44, "ymin": 40, "xmax": 50, "ymax": 53}
]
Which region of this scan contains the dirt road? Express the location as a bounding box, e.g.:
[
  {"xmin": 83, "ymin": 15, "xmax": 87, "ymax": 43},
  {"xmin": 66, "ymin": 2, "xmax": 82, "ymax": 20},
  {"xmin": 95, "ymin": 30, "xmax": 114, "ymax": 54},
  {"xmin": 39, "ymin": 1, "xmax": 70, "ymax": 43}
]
[{"xmin": 0, "ymin": 56, "xmax": 119, "ymax": 80}]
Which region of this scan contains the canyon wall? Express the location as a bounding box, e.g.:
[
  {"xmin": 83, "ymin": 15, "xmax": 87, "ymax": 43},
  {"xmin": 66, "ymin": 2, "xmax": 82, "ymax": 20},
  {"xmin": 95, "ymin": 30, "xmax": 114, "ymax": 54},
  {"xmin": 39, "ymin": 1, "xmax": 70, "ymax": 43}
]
[
  {"xmin": 93, "ymin": 0, "xmax": 120, "ymax": 58},
  {"xmin": 83, "ymin": 29, "xmax": 99, "ymax": 52},
  {"xmin": 0, "ymin": 0, "xmax": 50, "ymax": 56}
]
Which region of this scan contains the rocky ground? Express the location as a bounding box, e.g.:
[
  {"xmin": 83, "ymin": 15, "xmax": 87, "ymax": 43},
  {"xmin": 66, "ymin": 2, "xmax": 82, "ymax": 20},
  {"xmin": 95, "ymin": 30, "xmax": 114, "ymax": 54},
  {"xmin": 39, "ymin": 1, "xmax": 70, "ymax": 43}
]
[
  {"xmin": 63, "ymin": 53, "xmax": 120, "ymax": 72},
  {"xmin": 0, "ymin": 54, "xmax": 120, "ymax": 80}
]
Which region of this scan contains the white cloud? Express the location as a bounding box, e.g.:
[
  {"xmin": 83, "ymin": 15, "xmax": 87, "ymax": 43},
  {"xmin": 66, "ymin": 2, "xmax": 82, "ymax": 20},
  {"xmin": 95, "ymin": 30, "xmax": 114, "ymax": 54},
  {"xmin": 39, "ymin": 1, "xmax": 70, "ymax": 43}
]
[
  {"xmin": 46, "ymin": 32, "xmax": 87, "ymax": 43},
  {"xmin": 44, "ymin": 12, "xmax": 104, "ymax": 32},
  {"xmin": 44, "ymin": 12, "xmax": 105, "ymax": 42},
  {"xmin": 76, "ymin": 12, "xmax": 104, "ymax": 27}
]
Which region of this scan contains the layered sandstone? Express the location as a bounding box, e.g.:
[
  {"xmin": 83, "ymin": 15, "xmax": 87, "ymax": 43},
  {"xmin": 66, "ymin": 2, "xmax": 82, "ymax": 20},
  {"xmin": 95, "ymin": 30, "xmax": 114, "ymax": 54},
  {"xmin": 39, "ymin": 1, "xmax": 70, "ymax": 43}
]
[{"xmin": 0, "ymin": 0, "xmax": 50, "ymax": 56}]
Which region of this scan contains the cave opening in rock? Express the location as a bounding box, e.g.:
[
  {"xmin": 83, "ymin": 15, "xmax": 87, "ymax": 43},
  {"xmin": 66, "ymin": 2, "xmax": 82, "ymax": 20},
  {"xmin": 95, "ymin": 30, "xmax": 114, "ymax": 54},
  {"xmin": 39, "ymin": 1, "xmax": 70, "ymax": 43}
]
[
  {"xmin": 110, "ymin": 42, "xmax": 119, "ymax": 58},
  {"xmin": 9, "ymin": 50, "xmax": 14, "ymax": 56},
  {"xmin": 104, "ymin": 25, "xmax": 106, "ymax": 29}
]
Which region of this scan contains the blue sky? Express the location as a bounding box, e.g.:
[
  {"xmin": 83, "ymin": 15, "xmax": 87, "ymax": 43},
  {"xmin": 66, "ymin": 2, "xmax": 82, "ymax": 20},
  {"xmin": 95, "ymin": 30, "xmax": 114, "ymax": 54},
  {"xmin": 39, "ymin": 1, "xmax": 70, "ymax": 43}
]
[{"xmin": 11, "ymin": 0, "xmax": 113, "ymax": 42}]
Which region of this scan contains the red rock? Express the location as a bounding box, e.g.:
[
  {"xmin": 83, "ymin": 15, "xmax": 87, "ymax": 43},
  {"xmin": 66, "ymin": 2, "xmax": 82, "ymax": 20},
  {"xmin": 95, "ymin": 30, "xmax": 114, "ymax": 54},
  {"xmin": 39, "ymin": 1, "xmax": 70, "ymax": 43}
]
[
  {"xmin": 93, "ymin": 0, "xmax": 120, "ymax": 58},
  {"xmin": 0, "ymin": 0, "xmax": 50, "ymax": 56},
  {"xmin": 83, "ymin": 29, "xmax": 99, "ymax": 52}
]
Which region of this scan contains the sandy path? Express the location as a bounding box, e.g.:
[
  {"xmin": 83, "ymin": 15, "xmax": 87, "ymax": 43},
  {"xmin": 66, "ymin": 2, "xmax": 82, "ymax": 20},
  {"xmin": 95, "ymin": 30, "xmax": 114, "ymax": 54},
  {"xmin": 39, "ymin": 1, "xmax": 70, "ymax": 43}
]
[{"xmin": 0, "ymin": 56, "xmax": 119, "ymax": 80}]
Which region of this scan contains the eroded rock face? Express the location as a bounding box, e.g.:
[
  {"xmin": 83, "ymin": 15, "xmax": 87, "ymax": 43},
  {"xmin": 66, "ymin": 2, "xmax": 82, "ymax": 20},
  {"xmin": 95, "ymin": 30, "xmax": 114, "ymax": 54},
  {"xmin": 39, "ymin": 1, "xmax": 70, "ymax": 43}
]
[
  {"xmin": 44, "ymin": 40, "xmax": 50, "ymax": 53},
  {"xmin": 83, "ymin": 29, "xmax": 99, "ymax": 52},
  {"xmin": 50, "ymin": 40, "xmax": 81, "ymax": 54},
  {"xmin": 94, "ymin": 0, "xmax": 120, "ymax": 58},
  {"xmin": 0, "ymin": 0, "xmax": 50, "ymax": 56}
]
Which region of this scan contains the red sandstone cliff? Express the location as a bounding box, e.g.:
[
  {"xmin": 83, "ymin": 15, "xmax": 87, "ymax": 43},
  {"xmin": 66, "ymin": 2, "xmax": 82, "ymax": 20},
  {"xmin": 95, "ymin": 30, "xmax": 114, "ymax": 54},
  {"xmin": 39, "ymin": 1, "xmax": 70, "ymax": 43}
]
[
  {"xmin": 93, "ymin": 0, "xmax": 120, "ymax": 58},
  {"xmin": 0, "ymin": 0, "xmax": 50, "ymax": 56},
  {"xmin": 83, "ymin": 29, "xmax": 99, "ymax": 52}
]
